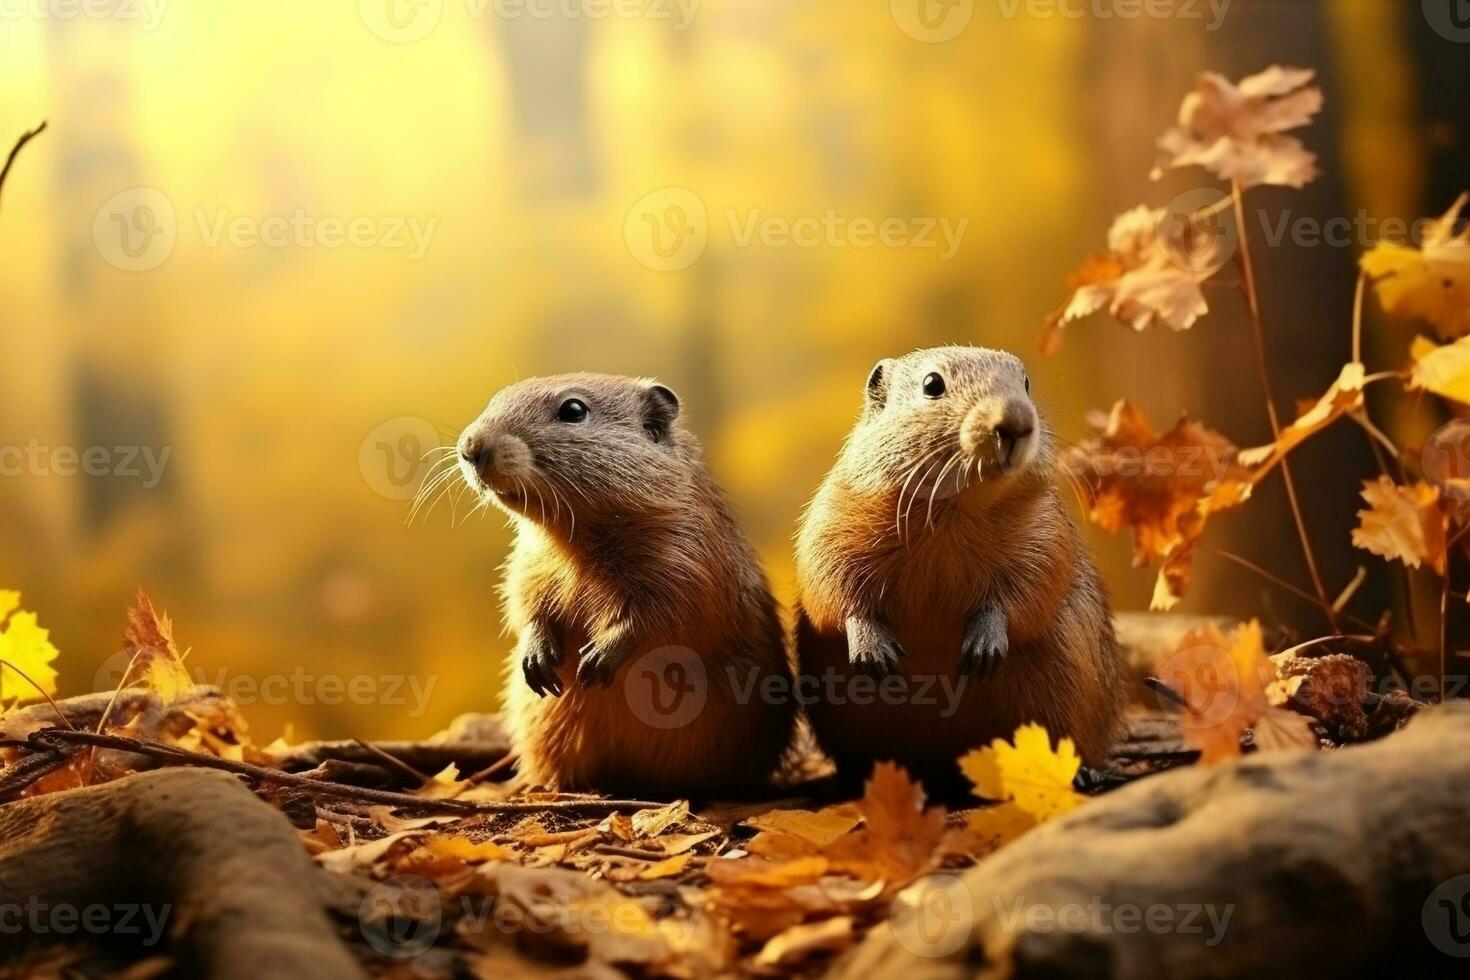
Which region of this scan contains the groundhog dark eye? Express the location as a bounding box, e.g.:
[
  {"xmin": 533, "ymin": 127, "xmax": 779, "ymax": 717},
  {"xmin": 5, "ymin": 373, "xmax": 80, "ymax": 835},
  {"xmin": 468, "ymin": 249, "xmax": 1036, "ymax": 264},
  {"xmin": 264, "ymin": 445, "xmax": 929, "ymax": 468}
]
[
  {"xmin": 922, "ymin": 372, "xmax": 946, "ymax": 399},
  {"xmin": 557, "ymin": 399, "xmax": 588, "ymax": 423}
]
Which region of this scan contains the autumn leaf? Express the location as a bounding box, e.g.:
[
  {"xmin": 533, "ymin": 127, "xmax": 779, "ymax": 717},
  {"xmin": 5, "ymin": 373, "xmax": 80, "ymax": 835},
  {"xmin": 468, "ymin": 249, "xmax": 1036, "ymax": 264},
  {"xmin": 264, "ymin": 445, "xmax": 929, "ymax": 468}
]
[
  {"xmin": 823, "ymin": 762, "xmax": 946, "ymax": 885},
  {"xmin": 959, "ymin": 723, "xmax": 1085, "ymax": 821},
  {"xmin": 637, "ymin": 854, "xmax": 691, "ymax": 880},
  {"xmin": 1409, "ymin": 334, "xmax": 1470, "ymax": 404},
  {"xmin": 960, "ymin": 801, "xmax": 1039, "ymax": 856},
  {"xmin": 0, "ymin": 593, "xmax": 60, "ymax": 706},
  {"xmin": 1067, "ymin": 400, "xmax": 1253, "ymax": 609},
  {"xmin": 745, "ymin": 807, "xmax": 861, "ymax": 849},
  {"xmin": 1237, "ymin": 362, "xmax": 1367, "ymax": 473},
  {"xmin": 1351, "ymin": 477, "xmax": 1446, "ymax": 575},
  {"xmin": 1158, "ymin": 620, "xmax": 1314, "ymax": 764},
  {"xmin": 752, "ymin": 916, "xmax": 855, "ymax": 969},
  {"xmin": 422, "ymin": 834, "xmax": 510, "ymax": 864},
  {"xmin": 1152, "ymin": 65, "xmax": 1322, "ymax": 189},
  {"xmin": 630, "ymin": 800, "xmax": 689, "ymax": 838},
  {"xmin": 122, "ymin": 588, "xmax": 193, "ymax": 706},
  {"xmin": 1362, "ymin": 193, "xmax": 1470, "ymax": 339},
  {"xmin": 1044, "ymin": 206, "xmax": 1212, "ymax": 352}
]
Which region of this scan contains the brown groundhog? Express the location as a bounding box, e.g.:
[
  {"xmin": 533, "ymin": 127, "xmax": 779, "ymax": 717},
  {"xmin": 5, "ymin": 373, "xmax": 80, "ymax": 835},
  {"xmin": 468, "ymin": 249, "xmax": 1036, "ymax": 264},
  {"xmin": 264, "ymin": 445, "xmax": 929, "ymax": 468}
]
[
  {"xmin": 456, "ymin": 373, "xmax": 795, "ymax": 799},
  {"xmin": 794, "ymin": 346, "xmax": 1122, "ymax": 793}
]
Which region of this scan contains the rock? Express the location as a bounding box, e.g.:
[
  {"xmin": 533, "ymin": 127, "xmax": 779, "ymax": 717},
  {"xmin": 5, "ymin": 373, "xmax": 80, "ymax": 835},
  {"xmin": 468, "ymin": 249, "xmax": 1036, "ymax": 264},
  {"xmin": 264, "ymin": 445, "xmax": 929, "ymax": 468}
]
[
  {"xmin": 0, "ymin": 768, "xmax": 364, "ymax": 980},
  {"xmin": 831, "ymin": 702, "xmax": 1470, "ymax": 979}
]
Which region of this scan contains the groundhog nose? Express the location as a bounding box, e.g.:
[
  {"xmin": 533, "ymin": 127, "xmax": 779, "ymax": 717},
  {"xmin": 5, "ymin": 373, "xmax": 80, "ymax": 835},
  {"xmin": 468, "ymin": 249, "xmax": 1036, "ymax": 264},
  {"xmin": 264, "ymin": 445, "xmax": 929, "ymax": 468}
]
[
  {"xmin": 995, "ymin": 403, "xmax": 1036, "ymax": 466},
  {"xmin": 459, "ymin": 434, "xmax": 489, "ymax": 470}
]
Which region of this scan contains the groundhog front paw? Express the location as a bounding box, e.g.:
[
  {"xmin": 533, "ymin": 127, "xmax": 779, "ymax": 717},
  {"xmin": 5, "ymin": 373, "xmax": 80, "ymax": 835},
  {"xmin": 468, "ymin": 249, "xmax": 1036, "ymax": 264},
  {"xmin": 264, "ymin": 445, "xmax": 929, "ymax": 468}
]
[
  {"xmin": 575, "ymin": 630, "xmax": 636, "ymax": 688},
  {"xmin": 521, "ymin": 627, "xmax": 564, "ymax": 698},
  {"xmin": 845, "ymin": 615, "xmax": 905, "ymax": 677},
  {"xmin": 959, "ymin": 603, "xmax": 1008, "ymax": 678}
]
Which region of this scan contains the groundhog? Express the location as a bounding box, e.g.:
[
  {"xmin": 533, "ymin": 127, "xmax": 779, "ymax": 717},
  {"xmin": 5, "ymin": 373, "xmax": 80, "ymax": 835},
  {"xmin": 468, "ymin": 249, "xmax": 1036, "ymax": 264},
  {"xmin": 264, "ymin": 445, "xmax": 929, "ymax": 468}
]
[
  {"xmin": 794, "ymin": 346, "xmax": 1122, "ymax": 793},
  {"xmin": 456, "ymin": 373, "xmax": 795, "ymax": 799}
]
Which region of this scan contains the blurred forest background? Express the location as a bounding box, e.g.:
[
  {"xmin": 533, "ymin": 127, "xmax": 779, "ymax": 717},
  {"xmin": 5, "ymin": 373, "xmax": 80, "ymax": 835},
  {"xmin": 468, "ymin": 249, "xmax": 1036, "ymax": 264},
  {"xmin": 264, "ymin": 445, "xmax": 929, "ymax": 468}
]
[{"xmin": 2, "ymin": 0, "xmax": 1468, "ymax": 739}]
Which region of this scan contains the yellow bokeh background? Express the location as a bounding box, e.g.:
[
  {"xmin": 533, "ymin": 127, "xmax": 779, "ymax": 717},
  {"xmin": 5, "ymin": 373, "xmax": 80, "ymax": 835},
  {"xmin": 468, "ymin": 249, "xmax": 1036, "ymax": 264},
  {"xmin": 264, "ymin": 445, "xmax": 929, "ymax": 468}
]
[{"xmin": 0, "ymin": 1, "xmax": 1439, "ymax": 738}]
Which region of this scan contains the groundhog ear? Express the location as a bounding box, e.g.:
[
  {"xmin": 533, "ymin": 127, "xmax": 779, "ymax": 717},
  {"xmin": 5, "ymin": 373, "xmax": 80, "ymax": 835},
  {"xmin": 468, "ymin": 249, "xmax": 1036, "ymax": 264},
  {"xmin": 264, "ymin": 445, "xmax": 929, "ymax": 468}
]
[
  {"xmin": 864, "ymin": 359, "xmax": 894, "ymax": 411},
  {"xmin": 643, "ymin": 383, "xmax": 680, "ymax": 442}
]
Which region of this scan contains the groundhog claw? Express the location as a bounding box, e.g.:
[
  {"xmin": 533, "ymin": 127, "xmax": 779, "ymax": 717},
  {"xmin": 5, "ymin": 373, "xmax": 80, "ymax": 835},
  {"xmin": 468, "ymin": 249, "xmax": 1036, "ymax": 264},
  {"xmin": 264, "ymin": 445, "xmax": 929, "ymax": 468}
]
[
  {"xmin": 522, "ymin": 628, "xmax": 564, "ymax": 698},
  {"xmin": 960, "ymin": 603, "xmax": 1009, "ymax": 678},
  {"xmin": 845, "ymin": 615, "xmax": 905, "ymax": 677},
  {"xmin": 575, "ymin": 631, "xmax": 636, "ymax": 688}
]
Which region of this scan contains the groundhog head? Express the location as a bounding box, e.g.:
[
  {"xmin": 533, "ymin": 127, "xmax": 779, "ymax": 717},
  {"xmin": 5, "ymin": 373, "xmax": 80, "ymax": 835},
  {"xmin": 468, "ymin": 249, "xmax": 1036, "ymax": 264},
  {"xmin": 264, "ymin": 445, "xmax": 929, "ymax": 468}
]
[
  {"xmin": 845, "ymin": 345, "xmax": 1051, "ymax": 506},
  {"xmin": 456, "ymin": 373, "xmax": 688, "ymax": 530}
]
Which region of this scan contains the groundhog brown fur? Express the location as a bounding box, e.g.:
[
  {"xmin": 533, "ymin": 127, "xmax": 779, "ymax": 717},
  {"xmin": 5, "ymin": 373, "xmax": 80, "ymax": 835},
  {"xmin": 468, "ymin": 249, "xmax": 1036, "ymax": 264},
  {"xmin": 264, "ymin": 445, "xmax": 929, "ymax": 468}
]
[
  {"xmin": 456, "ymin": 373, "xmax": 795, "ymax": 799},
  {"xmin": 794, "ymin": 346, "xmax": 1123, "ymax": 793}
]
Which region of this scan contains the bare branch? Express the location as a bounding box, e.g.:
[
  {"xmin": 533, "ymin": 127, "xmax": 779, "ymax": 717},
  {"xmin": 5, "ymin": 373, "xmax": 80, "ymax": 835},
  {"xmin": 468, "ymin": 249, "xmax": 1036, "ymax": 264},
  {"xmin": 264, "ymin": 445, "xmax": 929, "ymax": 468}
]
[{"xmin": 0, "ymin": 120, "xmax": 47, "ymax": 212}]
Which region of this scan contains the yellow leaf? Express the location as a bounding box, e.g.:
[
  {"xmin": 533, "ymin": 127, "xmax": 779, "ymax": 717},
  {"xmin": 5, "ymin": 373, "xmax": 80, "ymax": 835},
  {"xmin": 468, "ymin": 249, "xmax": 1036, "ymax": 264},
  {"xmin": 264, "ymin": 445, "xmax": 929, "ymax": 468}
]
[
  {"xmin": 0, "ymin": 590, "xmax": 20, "ymax": 624},
  {"xmin": 417, "ymin": 764, "xmax": 470, "ymax": 800},
  {"xmin": 1351, "ymin": 477, "xmax": 1446, "ymax": 575},
  {"xmin": 637, "ymin": 853, "xmax": 691, "ymax": 880},
  {"xmin": 423, "ymin": 834, "xmax": 509, "ymax": 863},
  {"xmin": 0, "ymin": 606, "xmax": 60, "ymax": 705},
  {"xmin": 963, "ymin": 801, "xmax": 1039, "ymax": 854},
  {"xmin": 745, "ymin": 807, "xmax": 860, "ymax": 848},
  {"xmin": 122, "ymin": 589, "xmax": 193, "ymax": 705},
  {"xmin": 958, "ymin": 723, "xmax": 1085, "ymax": 821},
  {"xmin": 1410, "ymin": 335, "xmax": 1470, "ymax": 404},
  {"xmin": 1362, "ymin": 193, "xmax": 1470, "ymax": 339}
]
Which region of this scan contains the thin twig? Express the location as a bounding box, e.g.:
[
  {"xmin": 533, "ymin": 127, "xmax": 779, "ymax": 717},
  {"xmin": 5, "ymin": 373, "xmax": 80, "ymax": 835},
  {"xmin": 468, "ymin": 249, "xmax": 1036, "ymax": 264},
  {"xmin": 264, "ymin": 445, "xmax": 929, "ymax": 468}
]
[
  {"xmin": 352, "ymin": 738, "xmax": 431, "ymax": 785},
  {"xmin": 0, "ymin": 659, "xmax": 76, "ymax": 732},
  {"xmin": 24, "ymin": 729, "xmax": 662, "ymax": 816},
  {"xmin": 0, "ymin": 121, "xmax": 47, "ymax": 211},
  {"xmin": 1231, "ymin": 180, "xmax": 1338, "ymax": 633},
  {"xmin": 1212, "ymin": 549, "xmax": 1377, "ymax": 633}
]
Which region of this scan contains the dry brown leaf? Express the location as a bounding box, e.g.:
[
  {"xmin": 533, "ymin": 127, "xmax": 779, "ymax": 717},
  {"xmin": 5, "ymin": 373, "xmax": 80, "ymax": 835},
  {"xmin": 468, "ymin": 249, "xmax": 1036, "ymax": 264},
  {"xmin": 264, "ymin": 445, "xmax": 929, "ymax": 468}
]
[
  {"xmin": 1351, "ymin": 477, "xmax": 1446, "ymax": 575},
  {"xmin": 1045, "ymin": 206, "xmax": 1213, "ymax": 351},
  {"xmin": 1237, "ymin": 362, "xmax": 1366, "ymax": 473},
  {"xmin": 1152, "ymin": 65, "xmax": 1323, "ymax": 189},
  {"xmin": 637, "ymin": 853, "xmax": 691, "ymax": 880},
  {"xmin": 744, "ymin": 807, "xmax": 860, "ymax": 849},
  {"xmin": 630, "ymin": 799, "xmax": 689, "ymax": 838},
  {"xmin": 1068, "ymin": 400, "xmax": 1252, "ymax": 608},
  {"xmin": 122, "ymin": 588, "xmax": 193, "ymax": 706},
  {"xmin": 753, "ymin": 916, "xmax": 855, "ymax": 968}
]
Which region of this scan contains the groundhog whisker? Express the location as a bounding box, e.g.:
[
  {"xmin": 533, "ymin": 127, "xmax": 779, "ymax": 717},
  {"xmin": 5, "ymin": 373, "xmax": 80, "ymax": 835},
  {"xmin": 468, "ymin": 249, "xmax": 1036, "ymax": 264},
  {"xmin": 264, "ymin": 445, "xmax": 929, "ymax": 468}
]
[
  {"xmin": 420, "ymin": 444, "xmax": 459, "ymax": 462},
  {"xmin": 900, "ymin": 449, "xmax": 952, "ymax": 542},
  {"xmin": 894, "ymin": 444, "xmax": 950, "ymax": 543},
  {"xmin": 408, "ymin": 463, "xmax": 462, "ymax": 526},
  {"xmin": 925, "ymin": 451, "xmax": 965, "ymax": 529}
]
